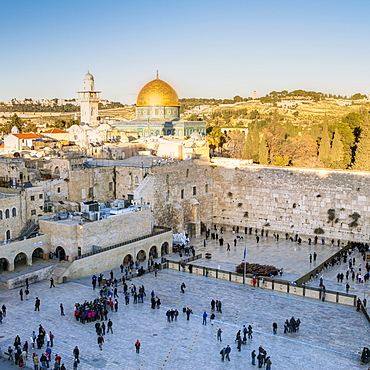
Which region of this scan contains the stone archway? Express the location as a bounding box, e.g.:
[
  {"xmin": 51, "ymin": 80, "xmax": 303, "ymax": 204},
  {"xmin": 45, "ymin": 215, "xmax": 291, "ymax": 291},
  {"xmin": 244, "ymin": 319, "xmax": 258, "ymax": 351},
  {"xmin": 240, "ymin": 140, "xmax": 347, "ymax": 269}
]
[
  {"xmin": 32, "ymin": 248, "xmax": 45, "ymax": 263},
  {"xmin": 54, "ymin": 166, "xmax": 60, "ymax": 178},
  {"xmin": 149, "ymin": 245, "xmax": 158, "ymax": 259},
  {"xmin": 123, "ymin": 254, "xmax": 133, "ymax": 266},
  {"xmin": 137, "ymin": 250, "xmax": 146, "ymax": 262},
  {"xmin": 0, "ymin": 258, "xmax": 9, "ymax": 271},
  {"xmin": 161, "ymin": 242, "xmax": 169, "ymax": 256},
  {"xmin": 55, "ymin": 246, "xmax": 66, "ymax": 261},
  {"xmin": 14, "ymin": 252, "xmax": 28, "ymax": 269}
]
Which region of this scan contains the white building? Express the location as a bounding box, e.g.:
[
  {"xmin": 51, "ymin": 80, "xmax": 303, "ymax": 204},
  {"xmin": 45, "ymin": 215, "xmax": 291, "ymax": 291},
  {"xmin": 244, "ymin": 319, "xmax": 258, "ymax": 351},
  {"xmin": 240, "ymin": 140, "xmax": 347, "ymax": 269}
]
[{"xmin": 78, "ymin": 72, "xmax": 101, "ymax": 126}]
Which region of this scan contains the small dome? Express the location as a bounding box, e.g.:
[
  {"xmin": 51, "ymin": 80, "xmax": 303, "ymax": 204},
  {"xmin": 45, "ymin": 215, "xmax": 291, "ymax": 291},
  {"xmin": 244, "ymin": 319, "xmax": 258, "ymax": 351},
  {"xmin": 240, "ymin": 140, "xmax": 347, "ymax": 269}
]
[
  {"xmin": 190, "ymin": 131, "xmax": 203, "ymax": 140},
  {"xmin": 136, "ymin": 78, "xmax": 179, "ymax": 107},
  {"xmin": 84, "ymin": 71, "xmax": 94, "ymax": 80}
]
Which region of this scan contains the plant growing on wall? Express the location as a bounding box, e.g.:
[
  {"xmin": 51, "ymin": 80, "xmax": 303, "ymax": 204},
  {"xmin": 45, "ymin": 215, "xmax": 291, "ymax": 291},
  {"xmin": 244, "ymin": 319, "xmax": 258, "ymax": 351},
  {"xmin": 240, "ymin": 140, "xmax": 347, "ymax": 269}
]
[{"xmin": 349, "ymin": 212, "xmax": 361, "ymax": 228}]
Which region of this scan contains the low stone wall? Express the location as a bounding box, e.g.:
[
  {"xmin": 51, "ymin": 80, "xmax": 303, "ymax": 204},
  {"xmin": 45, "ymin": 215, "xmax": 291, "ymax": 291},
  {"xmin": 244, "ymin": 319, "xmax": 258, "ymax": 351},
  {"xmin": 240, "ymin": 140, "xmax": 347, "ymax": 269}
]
[
  {"xmin": 167, "ymin": 258, "xmax": 357, "ymax": 307},
  {"xmin": 61, "ymin": 231, "xmax": 172, "ymax": 280},
  {"xmin": 6, "ymin": 264, "xmax": 55, "ymax": 289}
]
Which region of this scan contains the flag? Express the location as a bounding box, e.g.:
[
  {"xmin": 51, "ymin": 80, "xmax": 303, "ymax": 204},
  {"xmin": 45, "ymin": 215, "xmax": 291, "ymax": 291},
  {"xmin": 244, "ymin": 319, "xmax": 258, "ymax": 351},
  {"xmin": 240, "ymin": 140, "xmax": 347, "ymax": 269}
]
[{"xmin": 243, "ymin": 247, "xmax": 246, "ymax": 260}]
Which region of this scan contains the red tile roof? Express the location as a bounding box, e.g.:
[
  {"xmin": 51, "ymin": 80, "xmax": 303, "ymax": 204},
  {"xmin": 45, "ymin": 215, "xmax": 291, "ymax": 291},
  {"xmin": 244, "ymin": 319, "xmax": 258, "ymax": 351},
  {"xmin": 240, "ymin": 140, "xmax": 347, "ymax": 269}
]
[
  {"xmin": 13, "ymin": 133, "xmax": 42, "ymax": 139},
  {"xmin": 41, "ymin": 128, "xmax": 68, "ymax": 134}
]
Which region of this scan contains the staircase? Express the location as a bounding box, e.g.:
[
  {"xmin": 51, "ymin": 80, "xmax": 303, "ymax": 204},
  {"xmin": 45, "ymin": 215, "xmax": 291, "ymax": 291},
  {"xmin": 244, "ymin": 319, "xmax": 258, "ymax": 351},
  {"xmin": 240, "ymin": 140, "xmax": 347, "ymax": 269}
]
[
  {"xmin": 16, "ymin": 221, "xmax": 39, "ymax": 240},
  {"xmin": 48, "ymin": 261, "xmax": 72, "ymax": 284}
]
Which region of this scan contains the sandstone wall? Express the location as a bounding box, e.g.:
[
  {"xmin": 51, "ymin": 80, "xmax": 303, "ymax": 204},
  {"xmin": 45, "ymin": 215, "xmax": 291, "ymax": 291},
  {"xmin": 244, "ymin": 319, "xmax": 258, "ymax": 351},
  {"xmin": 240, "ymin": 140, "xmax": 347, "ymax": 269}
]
[{"xmin": 212, "ymin": 165, "xmax": 370, "ymax": 241}]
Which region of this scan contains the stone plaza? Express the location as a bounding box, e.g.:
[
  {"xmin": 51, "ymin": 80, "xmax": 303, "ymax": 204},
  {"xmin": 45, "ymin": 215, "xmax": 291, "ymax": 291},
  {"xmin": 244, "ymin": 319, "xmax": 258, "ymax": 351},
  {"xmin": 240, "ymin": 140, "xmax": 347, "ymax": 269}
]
[{"xmin": 0, "ymin": 231, "xmax": 369, "ymax": 370}]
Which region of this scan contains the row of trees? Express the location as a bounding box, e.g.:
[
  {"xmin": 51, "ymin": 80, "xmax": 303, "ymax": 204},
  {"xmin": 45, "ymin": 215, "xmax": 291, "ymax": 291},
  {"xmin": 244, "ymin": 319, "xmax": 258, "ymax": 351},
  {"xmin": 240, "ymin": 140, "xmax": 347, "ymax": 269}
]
[{"xmin": 208, "ymin": 109, "xmax": 370, "ymax": 170}]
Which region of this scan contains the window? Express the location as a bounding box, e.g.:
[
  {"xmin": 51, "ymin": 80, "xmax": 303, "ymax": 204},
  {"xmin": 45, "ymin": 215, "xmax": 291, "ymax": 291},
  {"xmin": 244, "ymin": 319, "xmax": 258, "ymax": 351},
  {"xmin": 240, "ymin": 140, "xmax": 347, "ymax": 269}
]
[
  {"xmin": 135, "ymin": 176, "xmax": 139, "ymax": 184},
  {"xmin": 30, "ymin": 195, "xmax": 35, "ymax": 201},
  {"xmin": 205, "ymin": 184, "xmax": 208, "ymax": 193},
  {"xmin": 166, "ymin": 175, "xmax": 169, "ymax": 184},
  {"xmin": 57, "ymin": 187, "xmax": 61, "ymax": 193},
  {"xmin": 39, "ymin": 194, "xmax": 43, "ymax": 199},
  {"xmin": 6, "ymin": 230, "xmax": 10, "ymax": 240},
  {"xmin": 12, "ymin": 208, "xmax": 16, "ymax": 217},
  {"xmin": 109, "ymin": 182, "xmax": 113, "ymax": 191},
  {"xmin": 193, "ymin": 186, "xmax": 196, "ymax": 196},
  {"xmin": 166, "ymin": 191, "xmax": 169, "ymax": 201},
  {"xmin": 82, "ymin": 189, "xmax": 86, "ymax": 199},
  {"xmin": 181, "ymin": 189, "xmax": 184, "ymax": 199},
  {"xmin": 5, "ymin": 209, "xmax": 9, "ymax": 219},
  {"xmin": 0, "ymin": 210, "xmax": 2, "ymax": 220},
  {"xmin": 186, "ymin": 169, "xmax": 189, "ymax": 178},
  {"xmin": 89, "ymin": 187, "xmax": 94, "ymax": 198},
  {"xmin": 31, "ymin": 210, "xmax": 36, "ymax": 216}
]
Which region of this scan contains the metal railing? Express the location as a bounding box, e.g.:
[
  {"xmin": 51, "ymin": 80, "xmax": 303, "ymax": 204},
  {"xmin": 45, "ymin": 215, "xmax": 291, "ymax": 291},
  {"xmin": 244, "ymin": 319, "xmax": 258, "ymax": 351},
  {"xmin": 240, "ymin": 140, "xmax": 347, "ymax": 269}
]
[{"xmin": 75, "ymin": 226, "xmax": 171, "ymax": 260}]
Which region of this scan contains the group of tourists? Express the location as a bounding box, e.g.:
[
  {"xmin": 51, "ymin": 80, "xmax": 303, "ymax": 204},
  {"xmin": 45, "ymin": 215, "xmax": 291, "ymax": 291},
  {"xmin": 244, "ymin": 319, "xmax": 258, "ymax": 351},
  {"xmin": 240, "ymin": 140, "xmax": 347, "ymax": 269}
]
[{"xmin": 283, "ymin": 316, "xmax": 301, "ymax": 334}]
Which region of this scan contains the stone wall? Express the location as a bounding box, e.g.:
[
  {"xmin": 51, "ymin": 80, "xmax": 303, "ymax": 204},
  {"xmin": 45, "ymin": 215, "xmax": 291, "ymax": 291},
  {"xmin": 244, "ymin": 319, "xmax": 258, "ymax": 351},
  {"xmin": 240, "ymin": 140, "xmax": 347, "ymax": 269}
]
[
  {"xmin": 61, "ymin": 231, "xmax": 172, "ymax": 279},
  {"xmin": 134, "ymin": 159, "xmax": 213, "ymax": 235},
  {"xmin": 212, "ymin": 164, "xmax": 370, "ymax": 241},
  {"xmin": 39, "ymin": 207, "xmax": 153, "ymax": 258}
]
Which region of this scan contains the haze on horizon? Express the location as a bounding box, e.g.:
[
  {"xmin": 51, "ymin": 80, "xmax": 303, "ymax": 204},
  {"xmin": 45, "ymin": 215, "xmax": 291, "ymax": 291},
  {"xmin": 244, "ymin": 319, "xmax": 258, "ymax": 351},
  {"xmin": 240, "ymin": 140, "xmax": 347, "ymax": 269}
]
[{"xmin": 1, "ymin": 0, "xmax": 369, "ymax": 104}]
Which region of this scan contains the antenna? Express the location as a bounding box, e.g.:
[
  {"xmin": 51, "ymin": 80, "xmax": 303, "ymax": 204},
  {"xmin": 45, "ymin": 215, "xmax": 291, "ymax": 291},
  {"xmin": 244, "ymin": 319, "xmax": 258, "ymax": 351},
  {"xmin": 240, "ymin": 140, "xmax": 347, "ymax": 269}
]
[{"xmin": 156, "ymin": 70, "xmax": 159, "ymax": 79}]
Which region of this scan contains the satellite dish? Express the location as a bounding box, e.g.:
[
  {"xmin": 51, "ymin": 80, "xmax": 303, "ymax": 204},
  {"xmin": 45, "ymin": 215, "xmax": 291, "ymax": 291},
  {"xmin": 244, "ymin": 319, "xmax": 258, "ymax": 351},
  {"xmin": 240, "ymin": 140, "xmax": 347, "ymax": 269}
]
[{"xmin": 46, "ymin": 192, "xmax": 51, "ymax": 196}]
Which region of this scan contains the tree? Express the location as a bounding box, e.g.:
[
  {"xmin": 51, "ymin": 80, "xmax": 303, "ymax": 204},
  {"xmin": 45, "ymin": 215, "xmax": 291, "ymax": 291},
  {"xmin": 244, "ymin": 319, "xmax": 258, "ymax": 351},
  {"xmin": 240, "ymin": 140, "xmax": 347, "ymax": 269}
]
[
  {"xmin": 353, "ymin": 112, "xmax": 370, "ymax": 170},
  {"xmin": 226, "ymin": 130, "xmax": 246, "ymax": 158},
  {"xmin": 258, "ymin": 137, "xmax": 269, "ymax": 164},
  {"xmin": 282, "ymin": 135, "xmax": 318, "ymax": 167},
  {"xmin": 329, "ymin": 128, "xmax": 344, "ymax": 168},
  {"xmin": 242, "ymin": 124, "xmax": 259, "ymax": 161},
  {"xmin": 318, "ymin": 118, "xmax": 331, "ymax": 166}
]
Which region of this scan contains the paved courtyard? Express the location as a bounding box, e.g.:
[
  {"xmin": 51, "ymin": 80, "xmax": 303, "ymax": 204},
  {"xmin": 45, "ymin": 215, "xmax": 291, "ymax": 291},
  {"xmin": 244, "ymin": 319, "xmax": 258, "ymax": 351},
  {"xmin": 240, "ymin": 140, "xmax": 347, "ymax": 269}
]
[{"xmin": 0, "ymin": 265, "xmax": 369, "ymax": 370}]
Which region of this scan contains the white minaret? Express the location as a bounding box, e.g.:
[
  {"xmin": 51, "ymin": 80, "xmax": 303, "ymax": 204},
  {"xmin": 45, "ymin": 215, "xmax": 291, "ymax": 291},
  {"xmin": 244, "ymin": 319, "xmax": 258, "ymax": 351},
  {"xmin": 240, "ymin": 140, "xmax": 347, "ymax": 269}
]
[{"xmin": 78, "ymin": 72, "xmax": 101, "ymax": 126}]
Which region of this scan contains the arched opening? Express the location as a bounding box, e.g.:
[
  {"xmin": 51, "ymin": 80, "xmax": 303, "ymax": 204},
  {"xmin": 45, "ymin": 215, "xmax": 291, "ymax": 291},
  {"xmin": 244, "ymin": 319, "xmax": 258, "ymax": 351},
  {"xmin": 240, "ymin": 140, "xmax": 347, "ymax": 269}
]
[
  {"xmin": 135, "ymin": 176, "xmax": 139, "ymax": 184},
  {"xmin": 54, "ymin": 166, "xmax": 60, "ymax": 178},
  {"xmin": 55, "ymin": 246, "xmax": 66, "ymax": 261},
  {"xmin": 161, "ymin": 242, "xmax": 169, "ymax": 256},
  {"xmin": 5, "ymin": 209, "xmax": 10, "ymax": 219},
  {"xmin": 5, "ymin": 230, "xmax": 11, "ymax": 241},
  {"xmin": 12, "ymin": 207, "xmax": 16, "ymax": 217},
  {"xmin": 0, "ymin": 258, "xmax": 9, "ymax": 271},
  {"xmin": 0, "ymin": 210, "xmax": 2, "ymax": 220},
  {"xmin": 32, "ymin": 248, "xmax": 45, "ymax": 263},
  {"xmin": 136, "ymin": 250, "xmax": 146, "ymax": 262},
  {"xmin": 149, "ymin": 245, "xmax": 158, "ymax": 259},
  {"xmin": 123, "ymin": 254, "xmax": 133, "ymax": 266},
  {"xmin": 14, "ymin": 252, "xmax": 27, "ymax": 269}
]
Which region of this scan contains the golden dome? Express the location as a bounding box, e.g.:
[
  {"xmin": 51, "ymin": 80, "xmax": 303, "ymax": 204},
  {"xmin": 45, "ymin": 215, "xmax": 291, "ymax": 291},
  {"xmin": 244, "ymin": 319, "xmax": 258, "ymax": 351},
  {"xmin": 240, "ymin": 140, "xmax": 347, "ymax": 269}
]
[{"xmin": 136, "ymin": 78, "xmax": 179, "ymax": 107}]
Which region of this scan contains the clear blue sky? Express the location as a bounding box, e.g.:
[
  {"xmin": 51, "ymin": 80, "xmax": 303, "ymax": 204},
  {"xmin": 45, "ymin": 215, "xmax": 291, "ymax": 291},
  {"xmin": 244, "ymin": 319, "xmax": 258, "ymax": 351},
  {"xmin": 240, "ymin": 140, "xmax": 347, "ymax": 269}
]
[{"xmin": 1, "ymin": 0, "xmax": 369, "ymax": 103}]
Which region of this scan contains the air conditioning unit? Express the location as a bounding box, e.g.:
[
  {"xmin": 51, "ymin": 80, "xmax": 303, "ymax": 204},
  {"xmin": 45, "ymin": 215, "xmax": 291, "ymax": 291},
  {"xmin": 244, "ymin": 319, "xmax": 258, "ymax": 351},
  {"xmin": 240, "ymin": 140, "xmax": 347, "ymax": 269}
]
[{"xmin": 88, "ymin": 211, "xmax": 100, "ymax": 221}]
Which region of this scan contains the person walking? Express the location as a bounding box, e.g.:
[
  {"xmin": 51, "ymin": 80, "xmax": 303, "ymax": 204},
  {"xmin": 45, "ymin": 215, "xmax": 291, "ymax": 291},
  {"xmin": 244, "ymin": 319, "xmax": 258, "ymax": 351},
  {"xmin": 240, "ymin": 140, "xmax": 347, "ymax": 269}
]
[
  {"xmin": 20, "ymin": 289, "xmax": 23, "ymax": 301},
  {"xmin": 97, "ymin": 335, "xmax": 104, "ymax": 350},
  {"xmin": 73, "ymin": 358, "xmax": 78, "ymax": 370},
  {"xmin": 266, "ymin": 356, "xmax": 272, "ymax": 370},
  {"xmin": 217, "ymin": 328, "xmax": 222, "ymax": 342},
  {"xmin": 25, "ymin": 288, "xmax": 29, "ymax": 300},
  {"xmin": 225, "ymin": 345, "xmax": 231, "ymax": 361},
  {"xmin": 50, "ymin": 278, "xmax": 55, "ymax": 288},
  {"xmin": 346, "ymin": 283, "xmax": 350, "ymax": 293},
  {"xmin": 135, "ymin": 340, "xmax": 140, "ymax": 353},
  {"xmin": 180, "ymin": 282, "xmax": 186, "ymax": 294},
  {"xmin": 60, "ymin": 304, "xmax": 65, "ymax": 316},
  {"xmin": 309, "ymin": 254, "xmax": 312, "ymax": 263},
  {"xmin": 34, "ymin": 297, "xmax": 40, "ymax": 311},
  {"xmin": 210, "ymin": 313, "xmax": 215, "ymax": 325},
  {"xmin": 220, "ymin": 347, "xmax": 226, "ymax": 361}
]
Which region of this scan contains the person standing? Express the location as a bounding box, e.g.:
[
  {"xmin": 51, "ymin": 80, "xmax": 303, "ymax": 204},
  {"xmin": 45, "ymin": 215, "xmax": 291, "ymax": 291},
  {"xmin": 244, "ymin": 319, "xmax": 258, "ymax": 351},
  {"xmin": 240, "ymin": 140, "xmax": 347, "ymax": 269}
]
[
  {"xmin": 186, "ymin": 307, "xmax": 192, "ymax": 321},
  {"xmin": 210, "ymin": 313, "xmax": 215, "ymax": 325},
  {"xmin": 73, "ymin": 347, "xmax": 79, "ymax": 363},
  {"xmin": 251, "ymin": 350, "xmax": 256, "ymax": 365},
  {"xmin": 346, "ymin": 283, "xmax": 350, "ymax": 293},
  {"xmin": 60, "ymin": 304, "xmax": 65, "ymax": 316},
  {"xmin": 50, "ymin": 278, "xmax": 55, "ymax": 288},
  {"xmin": 33, "ymin": 353, "xmax": 40, "ymax": 370},
  {"xmin": 73, "ymin": 357, "xmax": 78, "ymax": 370},
  {"xmin": 181, "ymin": 282, "xmax": 186, "ymax": 294},
  {"xmin": 220, "ymin": 347, "xmax": 226, "ymax": 361},
  {"xmin": 202, "ymin": 311, "xmax": 207, "ymax": 325},
  {"xmin": 217, "ymin": 328, "xmax": 222, "ymax": 342},
  {"xmin": 314, "ymin": 252, "xmax": 317, "ymax": 261},
  {"xmin": 266, "ymin": 356, "xmax": 272, "ymax": 370},
  {"xmin": 107, "ymin": 319, "xmax": 113, "ymax": 334},
  {"xmin": 49, "ymin": 332, "xmax": 54, "ymax": 347},
  {"xmin": 225, "ymin": 345, "xmax": 231, "ymax": 361},
  {"xmin": 135, "ymin": 340, "xmax": 140, "ymax": 353},
  {"xmin": 309, "ymin": 254, "xmax": 312, "ymax": 263},
  {"xmin": 20, "ymin": 289, "xmax": 24, "ymax": 301},
  {"xmin": 272, "ymin": 322, "xmax": 277, "ymax": 334}
]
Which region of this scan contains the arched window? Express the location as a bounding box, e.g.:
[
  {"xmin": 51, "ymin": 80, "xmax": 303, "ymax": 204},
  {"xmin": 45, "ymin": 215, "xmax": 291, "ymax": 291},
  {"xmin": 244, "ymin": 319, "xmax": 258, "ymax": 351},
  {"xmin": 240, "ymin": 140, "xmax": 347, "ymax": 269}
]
[
  {"xmin": 12, "ymin": 207, "xmax": 16, "ymax": 217},
  {"xmin": 186, "ymin": 169, "xmax": 189, "ymax": 178},
  {"xmin": 5, "ymin": 209, "xmax": 10, "ymax": 219},
  {"xmin": 0, "ymin": 210, "xmax": 2, "ymax": 220},
  {"xmin": 135, "ymin": 176, "xmax": 139, "ymax": 184},
  {"xmin": 6, "ymin": 230, "xmax": 10, "ymax": 240}
]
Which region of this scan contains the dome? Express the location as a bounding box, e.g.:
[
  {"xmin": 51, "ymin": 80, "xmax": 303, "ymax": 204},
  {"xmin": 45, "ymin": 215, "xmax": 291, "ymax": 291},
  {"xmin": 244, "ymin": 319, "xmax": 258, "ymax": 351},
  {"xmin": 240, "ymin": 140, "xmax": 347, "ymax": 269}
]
[
  {"xmin": 136, "ymin": 78, "xmax": 179, "ymax": 107},
  {"xmin": 84, "ymin": 71, "xmax": 94, "ymax": 80}
]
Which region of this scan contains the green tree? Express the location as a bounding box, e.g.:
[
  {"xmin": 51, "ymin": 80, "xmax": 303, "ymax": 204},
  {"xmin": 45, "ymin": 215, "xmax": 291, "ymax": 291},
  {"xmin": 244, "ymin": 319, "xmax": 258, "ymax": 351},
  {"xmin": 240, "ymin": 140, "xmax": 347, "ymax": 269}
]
[
  {"xmin": 329, "ymin": 128, "xmax": 344, "ymax": 168},
  {"xmin": 242, "ymin": 124, "xmax": 259, "ymax": 161},
  {"xmin": 258, "ymin": 137, "xmax": 269, "ymax": 164},
  {"xmin": 318, "ymin": 118, "xmax": 331, "ymax": 166},
  {"xmin": 353, "ymin": 113, "xmax": 370, "ymax": 170}
]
